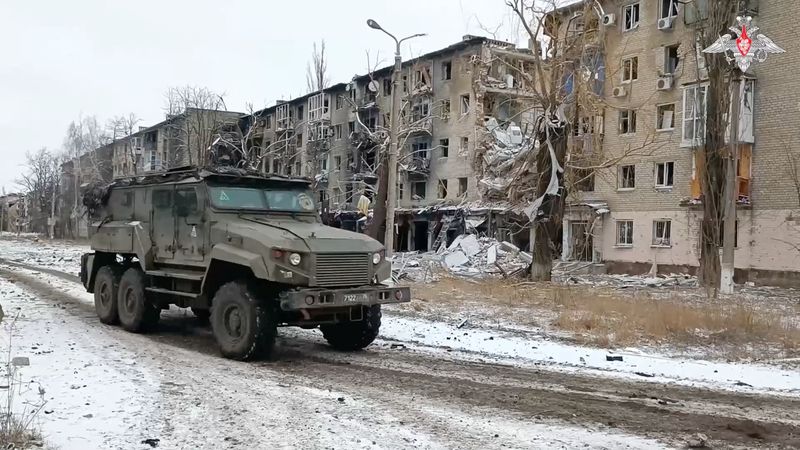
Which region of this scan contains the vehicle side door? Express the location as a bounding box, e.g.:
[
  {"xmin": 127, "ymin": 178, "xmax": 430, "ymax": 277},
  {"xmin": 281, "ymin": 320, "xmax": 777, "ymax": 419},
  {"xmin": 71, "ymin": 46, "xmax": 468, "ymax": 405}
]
[
  {"xmin": 151, "ymin": 187, "xmax": 175, "ymax": 261},
  {"xmin": 174, "ymin": 185, "xmax": 206, "ymax": 263}
]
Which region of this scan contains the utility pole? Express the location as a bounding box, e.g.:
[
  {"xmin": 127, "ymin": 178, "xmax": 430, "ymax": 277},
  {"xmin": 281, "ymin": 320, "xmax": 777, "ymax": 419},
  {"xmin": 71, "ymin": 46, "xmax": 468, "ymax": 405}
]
[
  {"xmin": 367, "ymin": 19, "xmax": 425, "ymax": 259},
  {"xmin": 720, "ymin": 72, "xmax": 742, "ymax": 295}
]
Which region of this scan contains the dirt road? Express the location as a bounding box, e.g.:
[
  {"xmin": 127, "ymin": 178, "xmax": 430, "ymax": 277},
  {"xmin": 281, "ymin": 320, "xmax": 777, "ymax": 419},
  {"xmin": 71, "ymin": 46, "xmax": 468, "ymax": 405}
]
[{"xmin": 1, "ymin": 260, "xmax": 799, "ymax": 450}]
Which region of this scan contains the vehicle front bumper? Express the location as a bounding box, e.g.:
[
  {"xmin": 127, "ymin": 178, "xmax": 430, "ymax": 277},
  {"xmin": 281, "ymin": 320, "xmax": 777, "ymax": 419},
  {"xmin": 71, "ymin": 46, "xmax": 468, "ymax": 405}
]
[{"xmin": 279, "ymin": 285, "xmax": 411, "ymax": 311}]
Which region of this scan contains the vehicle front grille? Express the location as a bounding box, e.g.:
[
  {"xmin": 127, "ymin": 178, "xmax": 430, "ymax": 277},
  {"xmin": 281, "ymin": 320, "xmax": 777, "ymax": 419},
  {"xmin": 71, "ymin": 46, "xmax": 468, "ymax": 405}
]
[{"xmin": 315, "ymin": 253, "xmax": 370, "ymax": 287}]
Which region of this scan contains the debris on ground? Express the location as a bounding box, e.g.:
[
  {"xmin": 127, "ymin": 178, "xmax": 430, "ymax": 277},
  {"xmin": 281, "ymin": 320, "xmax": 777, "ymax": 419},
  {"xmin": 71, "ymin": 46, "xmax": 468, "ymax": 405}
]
[
  {"xmin": 391, "ymin": 234, "xmax": 531, "ymax": 281},
  {"xmin": 557, "ymin": 273, "xmax": 699, "ymax": 289},
  {"xmin": 687, "ymin": 433, "xmax": 709, "ymax": 448}
]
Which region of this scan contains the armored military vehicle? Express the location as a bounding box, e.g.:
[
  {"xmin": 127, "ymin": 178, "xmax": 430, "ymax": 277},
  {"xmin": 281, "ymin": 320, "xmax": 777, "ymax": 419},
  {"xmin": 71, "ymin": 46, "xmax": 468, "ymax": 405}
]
[{"xmin": 79, "ymin": 167, "xmax": 410, "ymax": 360}]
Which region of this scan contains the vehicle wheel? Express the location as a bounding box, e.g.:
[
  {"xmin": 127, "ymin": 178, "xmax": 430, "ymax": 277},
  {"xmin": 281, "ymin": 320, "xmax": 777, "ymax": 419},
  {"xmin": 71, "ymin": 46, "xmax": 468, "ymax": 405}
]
[
  {"xmin": 211, "ymin": 280, "xmax": 276, "ymax": 361},
  {"xmin": 191, "ymin": 307, "xmax": 211, "ymax": 322},
  {"xmin": 321, "ymin": 305, "xmax": 382, "ymax": 351},
  {"xmin": 117, "ymin": 267, "xmax": 160, "ymax": 332},
  {"xmin": 94, "ymin": 265, "xmax": 122, "ymax": 324}
]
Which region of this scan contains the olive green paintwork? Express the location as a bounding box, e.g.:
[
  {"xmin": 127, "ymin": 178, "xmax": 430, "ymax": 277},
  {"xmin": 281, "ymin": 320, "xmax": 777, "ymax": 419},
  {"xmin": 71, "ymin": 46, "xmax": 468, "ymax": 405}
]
[{"xmin": 87, "ymin": 174, "xmax": 391, "ymax": 291}]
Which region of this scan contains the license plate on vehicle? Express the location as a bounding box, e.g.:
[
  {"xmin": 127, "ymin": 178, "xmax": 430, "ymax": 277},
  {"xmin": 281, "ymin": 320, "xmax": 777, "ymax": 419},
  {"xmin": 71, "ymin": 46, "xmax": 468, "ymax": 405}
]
[{"xmin": 343, "ymin": 293, "xmax": 368, "ymax": 303}]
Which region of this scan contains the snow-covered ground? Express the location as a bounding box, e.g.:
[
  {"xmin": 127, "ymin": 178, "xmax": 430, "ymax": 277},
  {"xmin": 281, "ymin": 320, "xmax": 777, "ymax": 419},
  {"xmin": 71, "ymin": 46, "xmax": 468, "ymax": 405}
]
[
  {"xmin": 0, "ymin": 268, "xmax": 671, "ymax": 449},
  {"xmin": 2, "ymin": 235, "xmax": 799, "ymax": 449}
]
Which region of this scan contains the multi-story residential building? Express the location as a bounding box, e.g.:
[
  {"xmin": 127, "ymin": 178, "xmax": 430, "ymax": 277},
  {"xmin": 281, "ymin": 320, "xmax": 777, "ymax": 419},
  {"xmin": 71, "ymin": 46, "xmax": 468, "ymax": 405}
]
[
  {"xmin": 553, "ymin": 0, "xmax": 800, "ymax": 285},
  {"xmin": 248, "ymin": 35, "xmax": 538, "ymax": 252},
  {"xmin": 111, "ymin": 108, "xmax": 243, "ymax": 178}
]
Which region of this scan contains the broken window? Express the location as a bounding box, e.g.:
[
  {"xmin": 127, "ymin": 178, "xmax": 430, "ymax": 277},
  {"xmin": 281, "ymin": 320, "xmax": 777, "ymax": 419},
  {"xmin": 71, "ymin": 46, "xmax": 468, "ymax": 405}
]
[
  {"xmin": 460, "ymin": 136, "xmax": 469, "ymax": 154},
  {"xmin": 657, "ymin": 104, "xmax": 675, "ymax": 130},
  {"xmin": 619, "ymin": 109, "xmax": 637, "ymax": 134},
  {"xmin": 441, "ymin": 61, "xmax": 452, "ymax": 80},
  {"xmin": 412, "ymin": 181, "xmax": 426, "ymax": 200},
  {"xmin": 655, "ymin": 161, "xmax": 675, "ymax": 188},
  {"xmin": 413, "ymin": 65, "xmax": 431, "ymax": 88},
  {"xmin": 441, "ymin": 99, "xmax": 451, "ymax": 118},
  {"xmin": 331, "ymin": 188, "xmax": 341, "ymax": 204},
  {"xmin": 574, "ymin": 168, "xmax": 595, "ymax": 192},
  {"xmin": 439, "ymin": 138, "xmax": 449, "ymax": 158},
  {"xmin": 334, "ymin": 124, "xmax": 342, "ymax": 140},
  {"xmin": 652, "ymin": 220, "xmax": 672, "ymax": 246},
  {"xmin": 335, "ymin": 95, "xmax": 343, "ymax": 110},
  {"xmin": 665, "ymin": 45, "xmax": 679, "ymax": 74},
  {"xmin": 619, "ymin": 165, "xmax": 636, "ymax": 189},
  {"xmin": 295, "ymin": 133, "xmax": 303, "ymax": 147},
  {"xmin": 682, "ymin": 84, "xmax": 708, "ymax": 146},
  {"xmin": 458, "ymin": 177, "xmax": 468, "ymax": 196},
  {"xmin": 616, "ymin": 220, "xmax": 634, "ymax": 246},
  {"xmin": 460, "ymin": 94, "xmax": 470, "ymax": 115},
  {"xmin": 623, "ymin": 3, "xmax": 640, "ymax": 31},
  {"xmin": 411, "ymin": 141, "xmax": 430, "ymax": 160},
  {"xmin": 348, "ymin": 121, "xmax": 355, "ymax": 135},
  {"xmin": 297, "ymin": 105, "xmax": 304, "ymax": 121},
  {"xmin": 383, "ymin": 78, "xmax": 392, "ymax": 96},
  {"xmin": 265, "ymin": 115, "xmax": 272, "ymax": 129},
  {"xmin": 399, "ymin": 183, "xmax": 404, "ymax": 200},
  {"xmin": 621, "ymin": 56, "xmax": 638, "ymax": 82},
  {"xmin": 334, "ymin": 156, "xmax": 342, "ymax": 170},
  {"xmin": 412, "ymin": 100, "xmax": 431, "ymax": 122},
  {"xmin": 319, "ymin": 154, "xmax": 328, "ymax": 171},
  {"xmin": 659, "ymin": 0, "xmax": 678, "ymax": 19},
  {"xmin": 402, "ymin": 74, "xmax": 408, "ymax": 93},
  {"xmin": 437, "ymin": 179, "xmax": 448, "ymax": 199}
]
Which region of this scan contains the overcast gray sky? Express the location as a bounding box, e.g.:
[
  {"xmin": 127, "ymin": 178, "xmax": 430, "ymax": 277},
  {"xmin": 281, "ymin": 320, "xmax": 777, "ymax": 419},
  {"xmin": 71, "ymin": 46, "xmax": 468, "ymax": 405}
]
[{"xmin": 0, "ymin": 0, "xmax": 528, "ymax": 192}]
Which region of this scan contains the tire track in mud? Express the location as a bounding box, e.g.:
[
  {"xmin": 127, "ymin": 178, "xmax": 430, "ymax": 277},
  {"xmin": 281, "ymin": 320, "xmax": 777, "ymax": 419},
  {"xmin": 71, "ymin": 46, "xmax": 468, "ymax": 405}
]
[{"xmin": 1, "ymin": 261, "xmax": 799, "ymax": 449}]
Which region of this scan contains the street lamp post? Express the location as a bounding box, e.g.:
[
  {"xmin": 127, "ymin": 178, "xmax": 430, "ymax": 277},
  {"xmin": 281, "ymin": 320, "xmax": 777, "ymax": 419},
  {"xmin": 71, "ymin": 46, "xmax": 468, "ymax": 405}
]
[{"xmin": 367, "ymin": 19, "xmax": 425, "ymax": 258}]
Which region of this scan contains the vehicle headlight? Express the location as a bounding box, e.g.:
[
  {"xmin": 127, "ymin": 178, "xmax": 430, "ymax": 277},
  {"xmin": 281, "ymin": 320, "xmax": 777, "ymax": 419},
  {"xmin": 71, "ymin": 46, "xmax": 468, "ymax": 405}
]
[
  {"xmin": 372, "ymin": 252, "xmax": 382, "ymax": 264},
  {"xmin": 289, "ymin": 253, "xmax": 302, "ymax": 266}
]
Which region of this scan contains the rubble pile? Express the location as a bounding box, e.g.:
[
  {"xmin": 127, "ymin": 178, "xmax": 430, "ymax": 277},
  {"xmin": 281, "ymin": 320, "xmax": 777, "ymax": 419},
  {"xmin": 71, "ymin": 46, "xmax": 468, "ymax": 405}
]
[
  {"xmin": 391, "ymin": 233, "xmax": 532, "ymax": 281},
  {"xmin": 555, "ymin": 273, "xmax": 699, "ymax": 289},
  {"xmin": 477, "ymin": 118, "xmax": 535, "ymax": 201}
]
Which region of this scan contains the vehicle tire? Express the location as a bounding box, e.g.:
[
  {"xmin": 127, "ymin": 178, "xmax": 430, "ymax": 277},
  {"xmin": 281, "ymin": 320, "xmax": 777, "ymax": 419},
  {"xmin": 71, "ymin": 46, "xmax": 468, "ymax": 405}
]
[
  {"xmin": 210, "ymin": 280, "xmax": 277, "ymax": 361},
  {"xmin": 191, "ymin": 307, "xmax": 211, "ymax": 322},
  {"xmin": 94, "ymin": 265, "xmax": 122, "ymax": 325},
  {"xmin": 117, "ymin": 267, "xmax": 160, "ymax": 332},
  {"xmin": 321, "ymin": 305, "xmax": 382, "ymax": 351}
]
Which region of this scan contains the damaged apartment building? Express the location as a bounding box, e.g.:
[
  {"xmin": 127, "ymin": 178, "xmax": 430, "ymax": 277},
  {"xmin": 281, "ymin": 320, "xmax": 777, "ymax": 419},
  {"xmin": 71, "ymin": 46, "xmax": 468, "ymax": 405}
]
[
  {"xmin": 246, "ymin": 35, "xmax": 540, "ymax": 253},
  {"xmin": 548, "ymin": 0, "xmax": 800, "ymax": 285}
]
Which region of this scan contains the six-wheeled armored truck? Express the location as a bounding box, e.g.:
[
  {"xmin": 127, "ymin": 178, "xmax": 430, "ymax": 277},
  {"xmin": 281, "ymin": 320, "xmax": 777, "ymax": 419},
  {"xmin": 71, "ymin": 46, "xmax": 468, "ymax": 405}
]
[{"xmin": 79, "ymin": 167, "xmax": 410, "ymax": 360}]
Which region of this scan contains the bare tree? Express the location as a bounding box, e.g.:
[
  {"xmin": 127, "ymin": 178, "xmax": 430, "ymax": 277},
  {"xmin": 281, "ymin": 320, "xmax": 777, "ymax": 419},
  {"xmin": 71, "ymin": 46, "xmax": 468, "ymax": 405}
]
[
  {"xmin": 107, "ymin": 113, "xmax": 141, "ymax": 173},
  {"xmin": 17, "ymin": 148, "xmax": 62, "ymax": 236},
  {"xmin": 689, "ymin": 0, "xmax": 738, "ymax": 295},
  {"xmin": 306, "ymin": 40, "xmax": 330, "ymax": 94},
  {"xmin": 163, "ymin": 86, "xmax": 230, "ymax": 168}
]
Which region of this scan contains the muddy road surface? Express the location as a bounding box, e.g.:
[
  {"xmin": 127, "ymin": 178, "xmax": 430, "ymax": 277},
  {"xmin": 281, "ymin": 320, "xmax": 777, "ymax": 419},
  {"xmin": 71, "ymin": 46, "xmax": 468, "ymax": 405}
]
[{"xmin": 0, "ymin": 261, "xmax": 798, "ymax": 449}]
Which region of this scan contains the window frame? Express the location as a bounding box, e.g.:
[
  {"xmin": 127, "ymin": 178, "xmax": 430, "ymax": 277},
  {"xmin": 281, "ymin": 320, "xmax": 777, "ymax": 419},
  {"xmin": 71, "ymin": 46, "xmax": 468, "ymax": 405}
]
[
  {"xmin": 441, "ymin": 61, "xmax": 452, "ymax": 80},
  {"xmin": 437, "ymin": 179, "xmax": 448, "ymax": 199},
  {"xmin": 623, "ymin": 3, "xmax": 641, "ymax": 31},
  {"xmin": 682, "ymin": 83, "xmax": 709, "ymax": 147},
  {"xmin": 655, "ymin": 161, "xmax": 675, "ymax": 189},
  {"xmin": 652, "ymin": 219, "xmax": 672, "ymax": 247},
  {"xmin": 619, "ymin": 109, "xmax": 637, "ymax": 135},
  {"xmin": 657, "ymin": 103, "xmax": 676, "ymax": 131},
  {"xmin": 460, "ymin": 94, "xmax": 470, "ymax": 115},
  {"xmin": 439, "ymin": 138, "xmax": 450, "ymax": 158},
  {"xmin": 616, "ymin": 220, "xmax": 634, "ymax": 247},
  {"xmin": 618, "ymin": 164, "xmax": 636, "ymax": 190},
  {"xmin": 659, "ymin": 0, "xmax": 679, "ymax": 20},
  {"xmin": 412, "ymin": 181, "xmax": 427, "ymax": 200},
  {"xmin": 621, "ymin": 56, "xmax": 638, "ymax": 83}
]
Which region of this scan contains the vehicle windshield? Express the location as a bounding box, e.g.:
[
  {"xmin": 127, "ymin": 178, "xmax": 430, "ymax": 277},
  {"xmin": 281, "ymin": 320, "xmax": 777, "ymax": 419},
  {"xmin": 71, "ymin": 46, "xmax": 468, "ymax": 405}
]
[{"xmin": 208, "ymin": 186, "xmax": 316, "ymax": 212}]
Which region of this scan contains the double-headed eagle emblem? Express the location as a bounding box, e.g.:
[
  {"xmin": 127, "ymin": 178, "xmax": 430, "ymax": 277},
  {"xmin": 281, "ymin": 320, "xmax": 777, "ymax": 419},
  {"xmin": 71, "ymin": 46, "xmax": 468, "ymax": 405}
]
[{"xmin": 703, "ymin": 16, "xmax": 784, "ymax": 73}]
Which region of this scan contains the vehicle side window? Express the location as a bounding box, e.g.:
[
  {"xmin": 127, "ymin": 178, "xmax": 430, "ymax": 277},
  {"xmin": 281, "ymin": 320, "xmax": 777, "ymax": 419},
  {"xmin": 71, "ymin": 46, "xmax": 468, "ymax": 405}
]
[
  {"xmin": 175, "ymin": 188, "xmax": 198, "ymax": 217},
  {"xmin": 153, "ymin": 189, "xmax": 172, "ymax": 209}
]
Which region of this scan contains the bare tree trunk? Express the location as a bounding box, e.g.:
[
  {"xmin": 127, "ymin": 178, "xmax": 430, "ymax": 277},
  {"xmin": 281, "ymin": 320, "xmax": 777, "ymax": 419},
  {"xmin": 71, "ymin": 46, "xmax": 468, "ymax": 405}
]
[{"xmin": 530, "ymin": 126, "xmax": 567, "ymax": 281}]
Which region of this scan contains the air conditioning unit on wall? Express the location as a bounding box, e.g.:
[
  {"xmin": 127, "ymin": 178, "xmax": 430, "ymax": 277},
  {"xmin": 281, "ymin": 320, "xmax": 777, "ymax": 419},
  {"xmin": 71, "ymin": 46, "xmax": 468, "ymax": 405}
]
[
  {"xmin": 658, "ymin": 17, "xmax": 674, "ymax": 30},
  {"xmin": 602, "ymin": 14, "xmax": 616, "ymax": 26},
  {"xmin": 657, "ymin": 76, "xmax": 673, "ymax": 90},
  {"xmin": 612, "ymin": 86, "xmax": 627, "ymax": 98}
]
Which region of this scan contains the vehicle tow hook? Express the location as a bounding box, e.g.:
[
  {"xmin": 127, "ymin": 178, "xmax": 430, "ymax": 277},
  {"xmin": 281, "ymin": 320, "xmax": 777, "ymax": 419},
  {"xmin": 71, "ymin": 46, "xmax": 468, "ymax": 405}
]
[{"xmin": 300, "ymin": 309, "xmax": 311, "ymax": 320}]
